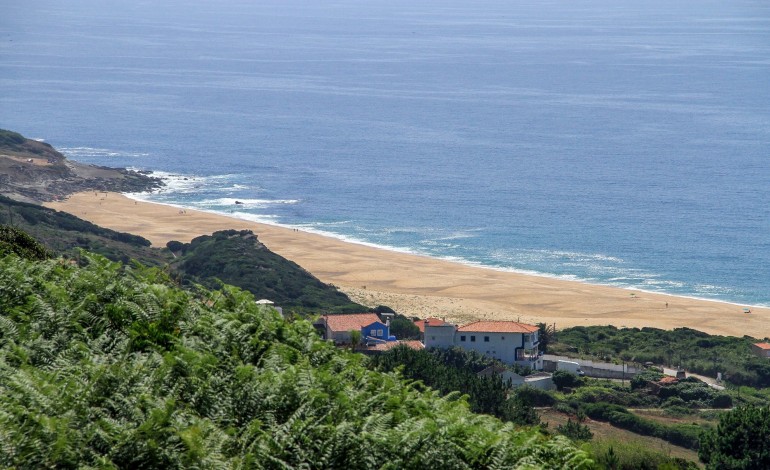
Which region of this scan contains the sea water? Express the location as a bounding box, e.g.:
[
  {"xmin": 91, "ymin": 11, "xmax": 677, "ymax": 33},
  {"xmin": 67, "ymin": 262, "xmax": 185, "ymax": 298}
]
[{"xmin": 2, "ymin": 0, "xmax": 769, "ymax": 306}]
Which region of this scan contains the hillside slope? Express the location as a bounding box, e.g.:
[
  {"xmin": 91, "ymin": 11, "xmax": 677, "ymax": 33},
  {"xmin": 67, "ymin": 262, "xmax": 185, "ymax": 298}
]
[
  {"xmin": 1, "ymin": 190, "xmax": 366, "ymax": 312},
  {"xmin": 0, "ymin": 249, "xmax": 592, "ymax": 468},
  {"xmin": 171, "ymin": 229, "xmax": 365, "ymax": 313}
]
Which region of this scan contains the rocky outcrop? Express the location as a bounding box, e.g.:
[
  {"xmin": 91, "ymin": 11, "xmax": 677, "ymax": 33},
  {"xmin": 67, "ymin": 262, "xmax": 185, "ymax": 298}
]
[{"xmin": 0, "ymin": 129, "xmax": 162, "ymax": 203}]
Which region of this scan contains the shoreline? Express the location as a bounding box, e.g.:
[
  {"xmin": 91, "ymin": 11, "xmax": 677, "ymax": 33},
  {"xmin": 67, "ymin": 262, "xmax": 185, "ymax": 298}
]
[
  {"xmin": 45, "ymin": 191, "xmax": 770, "ymax": 338},
  {"xmin": 126, "ymin": 191, "xmax": 766, "ymax": 312}
]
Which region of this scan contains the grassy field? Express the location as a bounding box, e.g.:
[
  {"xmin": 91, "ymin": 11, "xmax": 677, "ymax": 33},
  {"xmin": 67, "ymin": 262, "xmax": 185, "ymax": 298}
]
[{"xmin": 538, "ymin": 408, "xmax": 702, "ymax": 466}]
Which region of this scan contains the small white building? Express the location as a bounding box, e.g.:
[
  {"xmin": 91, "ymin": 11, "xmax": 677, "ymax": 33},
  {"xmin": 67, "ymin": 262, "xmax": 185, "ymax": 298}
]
[
  {"xmin": 477, "ymin": 365, "xmax": 526, "ymax": 387},
  {"xmin": 424, "ymin": 320, "xmax": 542, "ymax": 370}
]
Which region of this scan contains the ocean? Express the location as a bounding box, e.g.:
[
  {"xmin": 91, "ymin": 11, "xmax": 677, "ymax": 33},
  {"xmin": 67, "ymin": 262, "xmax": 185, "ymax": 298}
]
[{"xmin": 2, "ymin": 0, "xmax": 769, "ymax": 306}]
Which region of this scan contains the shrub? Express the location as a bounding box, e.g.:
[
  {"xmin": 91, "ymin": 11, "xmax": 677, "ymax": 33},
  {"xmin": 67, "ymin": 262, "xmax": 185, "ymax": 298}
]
[
  {"xmin": 572, "ymin": 385, "xmax": 634, "ymax": 406},
  {"xmin": 711, "ymin": 393, "xmax": 733, "ymax": 409},
  {"xmin": 502, "ymin": 394, "xmax": 540, "ymax": 426},
  {"xmin": 513, "ymin": 385, "xmax": 556, "ymax": 407},
  {"xmin": 166, "ymin": 240, "xmax": 185, "ymax": 253},
  {"xmin": 557, "ymin": 419, "xmax": 593, "ymax": 442},
  {"xmin": 664, "ymin": 405, "xmax": 695, "ymax": 418},
  {"xmin": 552, "ymin": 370, "xmax": 581, "ymax": 390},
  {"xmin": 630, "ymin": 369, "xmax": 664, "ymax": 390},
  {"xmin": 553, "ymin": 402, "xmax": 576, "ymax": 416}
]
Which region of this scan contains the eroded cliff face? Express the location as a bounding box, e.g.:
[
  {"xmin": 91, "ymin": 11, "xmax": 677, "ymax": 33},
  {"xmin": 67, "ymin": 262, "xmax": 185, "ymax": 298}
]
[{"xmin": 0, "ymin": 129, "xmax": 161, "ymax": 202}]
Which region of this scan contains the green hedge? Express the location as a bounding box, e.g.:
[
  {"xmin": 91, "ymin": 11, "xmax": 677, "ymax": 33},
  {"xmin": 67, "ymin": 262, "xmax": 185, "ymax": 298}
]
[{"xmin": 583, "ymin": 403, "xmax": 702, "ymax": 449}]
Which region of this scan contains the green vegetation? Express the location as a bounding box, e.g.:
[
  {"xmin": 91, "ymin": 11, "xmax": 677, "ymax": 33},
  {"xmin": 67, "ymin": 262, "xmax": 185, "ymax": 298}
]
[
  {"xmin": 581, "ymin": 403, "xmax": 702, "ymax": 450},
  {"xmin": 557, "ymin": 419, "xmax": 593, "ymax": 442},
  {"xmin": 370, "ymin": 346, "xmax": 511, "ymax": 418},
  {"xmin": 0, "ymin": 248, "xmax": 591, "ymax": 468},
  {"xmin": 0, "ymin": 225, "xmax": 50, "ymax": 260},
  {"xmin": 389, "ymin": 316, "xmax": 420, "ymax": 339},
  {"xmin": 586, "ymin": 441, "xmax": 698, "ymax": 470},
  {"xmin": 0, "ymin": 129, "xmax": 26, "ymax": 148},
  {"xmin": 699, "ymin": 405, "xmax": 770, "ymax": 469},
  {"xmin": 371, "ymin": 344, "xmax": 710, "ymax": 466},
  {"xmin": 171, "ymin": 229, "xmax": 367, "ymax": 313},
  {"xmin": 1, "ymin": 196, "xmax": 160, "ymax": 265},
  {"xmin": 552, "ymin": 370, "xmax": 582, "ymax": 391},
  {"xmin": 1, "ymin": 195, "xmax": 367, "ymax": 314},
  {"xmin": 553, "ymin": 325, "xmax": 770, "ymax": 387}
]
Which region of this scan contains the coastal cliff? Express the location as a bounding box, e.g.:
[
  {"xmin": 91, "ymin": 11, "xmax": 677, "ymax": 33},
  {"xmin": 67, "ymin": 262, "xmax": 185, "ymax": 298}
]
[{"xmin": 0, "ymin": 129, "xmax": 161, "ymax": 203}]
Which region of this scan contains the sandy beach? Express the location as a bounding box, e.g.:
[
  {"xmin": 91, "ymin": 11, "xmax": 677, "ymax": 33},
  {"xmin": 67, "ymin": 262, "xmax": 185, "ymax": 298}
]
[{"xmin": 45, "ymin": 191, "xmax": 770, "ymax": 338}]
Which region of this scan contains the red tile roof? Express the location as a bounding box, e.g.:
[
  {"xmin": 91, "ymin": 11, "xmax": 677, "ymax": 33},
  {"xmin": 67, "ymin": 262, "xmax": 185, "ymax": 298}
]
[
  {"xmin": 414, "ymin": 317, "xmax": 448, "ymax": 333},
  {"xmin": 324, "ymin": 313, "xmax": 381, "ymax": 332},
  {"xmin": 457, "ymin": 321, "xmax": 539, "ymax": 334},
  {"xmin": 754, "ymin": 342, "xmax": 770, "ymax": 350}
]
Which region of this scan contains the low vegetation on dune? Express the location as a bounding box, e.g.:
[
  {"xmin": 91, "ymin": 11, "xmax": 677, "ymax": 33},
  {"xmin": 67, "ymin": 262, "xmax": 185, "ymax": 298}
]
[
  {"xmin": 169, "ymin": 229, "xmax": 366, "ymax": 314},
  {"xmin": 0, "ymin": 240, "xmax": 591, "ymax": 468},
  {"xmin": 1, "ymin": 194, "xmax": 367, "ymax": 314}
]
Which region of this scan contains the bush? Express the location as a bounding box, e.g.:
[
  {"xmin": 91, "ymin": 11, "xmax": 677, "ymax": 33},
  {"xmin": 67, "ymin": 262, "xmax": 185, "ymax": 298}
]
[
  {"xmin": 664, "ymin": 405, "xmax": 695, "ymax": 418},
  {"xmin": 552, "ymin": 370, "xmax": 581, "ymax": 390},
  {"xmin": 557, "ymin": 419, "xmax": 593, "ymax": 441},
  {"xmin": 502, "ymin": 394, "xmax": 540, "ymax": 426},
  {"xmin": 553, "ymin": 402, "xmax": 576, "ymax": 416},
  {"xmin": 513, "ymin": 385, "xmax": 556, "ymax": 407},
  {"xmin": 710, "ymin": 393, "xmax": 733, "ymax": 409},
  {"xmin": 166, "ymin": 240, "xmax": 185, "ymax": 253},
  {"xmin": 630, "ymin": 370, "xmax": 664, "ymax": 390},
  {"xmin": 572, "ymin": 385, "xmax": 639, "ymax": 406}
]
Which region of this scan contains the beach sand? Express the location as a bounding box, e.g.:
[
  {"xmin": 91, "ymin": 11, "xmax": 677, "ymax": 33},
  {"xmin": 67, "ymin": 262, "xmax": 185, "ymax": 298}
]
[{"xmin": 45, "ymin": 191, "xmax": 770, "ymax": 338}]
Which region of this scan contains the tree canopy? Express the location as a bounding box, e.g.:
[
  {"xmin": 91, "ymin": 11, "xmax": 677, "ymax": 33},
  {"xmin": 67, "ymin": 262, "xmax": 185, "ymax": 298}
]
[{"xmin": 699, "ymin": 406, "xmax": 770, "ymax": 469}]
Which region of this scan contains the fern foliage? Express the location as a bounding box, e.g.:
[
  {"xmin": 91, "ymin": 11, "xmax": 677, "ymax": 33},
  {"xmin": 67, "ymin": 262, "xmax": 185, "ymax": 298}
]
[{"xmin": 0, "ymin": 251, "xmax": 592, "ymax": 468}]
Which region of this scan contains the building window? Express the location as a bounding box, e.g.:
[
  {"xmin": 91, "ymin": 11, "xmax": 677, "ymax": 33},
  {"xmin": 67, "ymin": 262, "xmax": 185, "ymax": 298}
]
[
  {"xmin": 471, "ymin": 336, "xmax": 476, "ymax": 342},
  {"xmin": 484, "ymin": 336, "xmax": 490, "ymax": 342},
  {"xmin": 377, "ymin": 329, "xmax": 383, "ymax": 336},
  {"xmin": 460, "ymin": 335, "xmax": 466, "ymax": 342}
]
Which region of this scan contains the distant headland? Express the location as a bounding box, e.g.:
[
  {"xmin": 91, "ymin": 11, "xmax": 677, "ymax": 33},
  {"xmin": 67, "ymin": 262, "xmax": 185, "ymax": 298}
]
[{"xmin": 0, "ymin": 129, "xmax": 162, "ymax": 203}]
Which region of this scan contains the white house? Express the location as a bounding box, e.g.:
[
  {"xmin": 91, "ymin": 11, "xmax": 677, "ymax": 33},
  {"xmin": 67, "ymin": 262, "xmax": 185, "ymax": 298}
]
[{"xmin": 424, "ymin": 320, "xmax": 542, "ymax": 370}]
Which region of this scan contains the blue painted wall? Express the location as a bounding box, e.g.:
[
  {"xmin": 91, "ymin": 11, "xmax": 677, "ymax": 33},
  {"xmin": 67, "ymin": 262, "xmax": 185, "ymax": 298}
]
[{"xmin": 362, "ymin": 321, "xmax": 390, "ymax": 340}]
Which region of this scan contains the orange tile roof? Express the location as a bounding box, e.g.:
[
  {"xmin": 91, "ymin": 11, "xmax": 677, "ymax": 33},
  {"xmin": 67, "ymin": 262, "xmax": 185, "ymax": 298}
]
[
  {"xmin": 324, "ymin": 313, "xmax": 381, "ymax": 332},
  {"xmin": 754, "ymin": 342, "xmax": 770, "ymax": 350},
  {"xmin": 414, "ymin": 317, "xmax": 448, "ymax": 333},
  {"xmin": 457, "ymin": 321, "xmax": 539, "ymax": 334}
]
